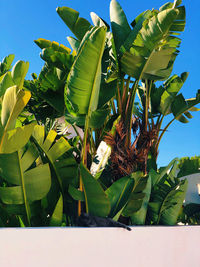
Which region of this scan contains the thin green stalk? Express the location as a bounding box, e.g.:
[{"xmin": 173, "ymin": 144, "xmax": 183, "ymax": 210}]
[
  {"xmin": 144, "ymin": 80, "xmax": 153, "ymax": 131},
  {"xmin": 79, "ymin": 114, "xmax": 90, "ymax": 216},
  {"xmin": 81, "ymin": 114, "xmax": 90, "ymax": 165},
  {"xmin": 122, "ymin": 76, "xmax": 131, "ymax": 115},
  {"xmin": 125, "ymin": 80, "xmax": 139, "ymax": 148},
  {"xmin": 116, "ymin": 80, "xmax": 122, "ymax": 114},
  {"xmin": 18, "ymin": 150, "xmax": 31, "ymax": 226},
  {"xmin": 155, "ymin": 114, "xmax": 162, "ymax": 128},
  {"xmin": 144, "ymin": 81, "xmax": 149, "ymax": 131},
  {"xmin": 155, "ymin": 117, "xmax": 176, "ymax": 153}
]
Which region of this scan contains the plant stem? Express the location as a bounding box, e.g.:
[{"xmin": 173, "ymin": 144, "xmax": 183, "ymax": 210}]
[
  {"xmin": 122, "ymin": 76, "xmax": 130, "ymax": 114},
  {"xmin": 125, "ymin": 80, "xmax": 138, "ymax": 148},
  {"xmin": 116, "ymin": 79, "xmax": 122, "ymax": 114},
  {"xmin": 155, "ymin": 117, "xmax": 176, "ymax": 153},
  {"xmin": 18, "ymin": 150, "xmax": 31, "ymax": 226},
  {"xmin": 78, "ymin": 114, "xmax": 90, "ymax": 216},
  {"xmin": 144, "ymin": 80, "xmax": 153, "ymax": 131}
]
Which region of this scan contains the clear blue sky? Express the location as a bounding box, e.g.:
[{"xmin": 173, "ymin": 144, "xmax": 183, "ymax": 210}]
[{"xmin": 0, "ymin": 0, "xmax": 200, "ymax": 167}]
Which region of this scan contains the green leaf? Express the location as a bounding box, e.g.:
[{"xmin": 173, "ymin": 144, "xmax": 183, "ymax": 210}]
[
  {"xmin": 0, "ymin": 54, "xmax": 15, "ymax": 75},
  {"xmin": 11, "ymin": 61, "xmax": 29, "ymax": 90},
  {"xmin": 56, "ymin": 7, "xmax": 91, "ymax": 40},
  {"xmin": 32, "ymin": 125, "xmax": 72, "ymax": 192},
  {"xmin": 1, "ymin": 86, "xmax": 31, "ymax": 131},
  {"xmin": 0, "ymin": 147, "xmax": 51, "ymax": 225},
  {"xmin": 120, "ymin": 10, "xmax": 152, "ymax": 54},
  {"xmin": 149, "ymin": 178, "xmax": 188, "ymax": 225},
  {"xmin": 90, "ymin": 12, "xmax": 110, "ymax": 30},
  {"xmin": 89, "ymin": 107, "xmax": 110, "ymax": 128},
  {"xmin": 68, "ymin": 185, "xmax": 85, "ymax": 201},
  {"xmin": 98, "ymin": 80, "xmax": 117, "ymax": 108},
  {"xmin": 110, "ymin": 0, "xmax": 131, "ymax": 53},
  {"xmin": 183, "ymin": 203, "xmax": 200, "ymax": 224},
  {"xmin": 169, "ymin": 92, "xmax": 200, "ymax": 123},
  {"xmin": 160, "ymin": 3, "xmax": 185, "ymax": 32},
  {"xmin": 67, "ymin": 37, "xmax": 81, "ymax": 53},
  {"xmin": 36, "ymin": 40, "xmax": 74, "ymax": 73},
  {"xmin": 0, "ymin": 163, "xmax": 51, "ymax": 203},
  {"xmin": 171, "ymin": 94, "xmax": 187, "ymax": 117},
  {"xmin": 150, "ymin": 158, "xmax": 178, "ymax": 187},
  {"xmin": 80, "ymin": 163, "xmax": 110, "ymax": 217},
  {"xmin": 41, "ymin": 49, "xmax": 74, "ymax": 71},
  {"xmin": 65, "ymin": 106, "xmax": 110, "ymax": 129},
  {"xmin": 106, "ymin": 175, "xmax": 135, "ymax": 218},
  {"xmin": 65, "ymin": 26, "xmax": 107, "ymax": 116},
  {"xmin": 34, "ymin": 39, "xmax": 71, "ymax": 54},
  {"xmin": 50, "ymin": 194, "xmax": 63, "ymax": 226},
  {"xmin": 129, "ymin": 176, "xmax": 151, "ymax": 225},
  {"xmin": 122, "ymin": 175, "xmax": 149, "ymax": 217},
  {"xmin": 0, "ymin": 72, "xmax": 15, "ymax": 97},
  {"xmin": 37, "ymin": 65, "xmax": 63, "ymax": 92},
  {"xmin": 120, "ymin": 8, "xmax": 181, "ymax": 80},
  {"xmin": 0, "ymin": 122, "xmax": 36, "ymax": 154},
  {"xmin": 177, "ymin": 156, "xmax": 200, "ymax": 178},
  {"xmin": 159, "ymin": 179, "xmax": 188, "ymax": 225}
]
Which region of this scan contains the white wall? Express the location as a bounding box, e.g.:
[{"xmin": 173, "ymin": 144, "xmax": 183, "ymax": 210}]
[
  {"xmin": 0, "ymin": 226, "xmax": 199, "ymax": 267},
  {"xmin": 183, "ymin": 173, "xmax": 200, "ymax": 204}
]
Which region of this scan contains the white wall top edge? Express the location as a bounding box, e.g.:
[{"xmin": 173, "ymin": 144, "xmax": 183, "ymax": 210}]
[{"xmin": 0, "ymin": 226, "xmax": 199, "ymax": 267}]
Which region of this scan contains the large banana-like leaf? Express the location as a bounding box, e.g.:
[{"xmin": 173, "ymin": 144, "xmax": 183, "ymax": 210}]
[
  {"xmin": 122, "ymin": 175, "xmax": 150, "ymax": 218},
  {"xmin": 0, "ymin": 60, "xmax": 29, "ymax": 96},
  {"xmin": 148, "ymin": 179, "xmax": 188, "ymax": 225},
  {"xmin": 160, "ymin": 1, "xmax": 185, "ymax": 33},
  {"xmin": 105, "ymin": 174, "xmax": 136, "ymax": 218},
  {"xmin": 129, "ymin": 176, "xmax": 151, "ymax": 225},
  {"xmin": 67, "ymin": 37, "xmax": 81, "ymax": 53},
  {"xmin": 49, "ymin": 194, "xmax": 63, "ymax": 226},
  {"xmin": 148, "ymin": 160, "xmax": 188, "ymax": 225},
  {"xmin": 0, "ymin": 122, "xmax": 36, "ymax": 154},
  {"xmin": 159, "ymin": 72, "xmax": 188, "ymax": 115},
  {"xmin": 65, "ymin": 26, "xmax": 107, "ymax": 116},
  {"xmin": 0, "ymin": 144, "xmax": 51, "ymax": 225},
  {"xmin": 1, "ymin": 86, "xmax": 31, "ymax": 131},
  {"xmin": 0, "ymin": 72, "xmax": 15, "ymax": 97},
  {"xmin": 90, "ymin": 12, "xmax": 110, "ymax": 30},
  {"xmin": 0, "ymin": 54, "xmax": 15, "ymax": 76},
  {"xmin": 149, "ymin": 158, "xmax": 178, "ymax": 187},
  {"xmin": 80, "ymin": 163, "xmax": 110, "ymax": 217},
  {"xmin": 56, "ymin": 7, "xmax": 91, "ymax": 40},
  {"xmin": 35, "ymin": 39, "xmax": 75, "ymax": 72},
  {"xmin": 0, "ymin": 86, "xmax": 31, "ymax": 152},
  {"xmin": 34, "ymin": 39, "xmax": 71, "ymax": 53},
  {"xmin": 110, "ymin": 0, "xmax": 131, "ymax": 53},
  {"xmin": 41, "ymin": 48, "xmax": 75, "ymax": 72},
  {"xmin": 171, "ymin": 92, "xmax": 200, "ymax": 123},
  {"xmin": 11, "ymin": 61, "xmax": 29, "ymax": 90},
  {"xmin": 37, "ymin": 65, "xmax": 63, "ymax": 93},
  {"xmin": 120, "ymin": 5, "xmax": 184, "ymax": 81},
  {"xmin": 32, "ymin": 125, "xmax": 75, "ymax": 192}
]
